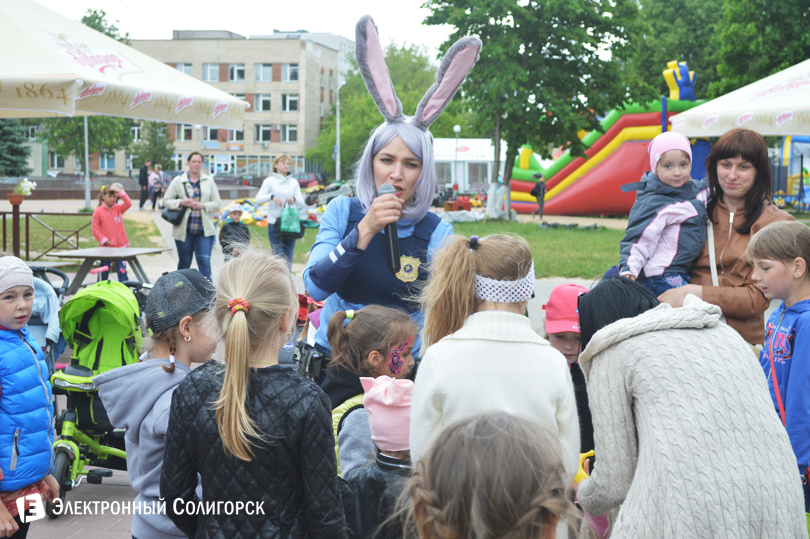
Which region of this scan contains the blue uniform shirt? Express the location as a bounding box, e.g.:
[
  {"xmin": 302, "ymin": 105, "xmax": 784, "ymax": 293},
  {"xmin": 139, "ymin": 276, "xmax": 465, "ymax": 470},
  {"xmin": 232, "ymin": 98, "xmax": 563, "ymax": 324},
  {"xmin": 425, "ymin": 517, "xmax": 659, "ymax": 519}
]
[{"xmin": 304, "ymin": 196, "xmax": 453, "ymax": 358}]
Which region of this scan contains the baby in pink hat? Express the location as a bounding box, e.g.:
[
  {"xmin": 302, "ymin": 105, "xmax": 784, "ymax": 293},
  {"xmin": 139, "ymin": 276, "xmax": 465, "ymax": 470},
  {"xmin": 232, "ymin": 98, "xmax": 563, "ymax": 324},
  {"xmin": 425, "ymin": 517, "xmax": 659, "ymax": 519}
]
[
  {"xmin": 617, "ymin": 131, "xmax": 709, "ymax": 296},
  {"xmin": 345, "ymin": 376, "xmax": 413, "ymax": 539}
]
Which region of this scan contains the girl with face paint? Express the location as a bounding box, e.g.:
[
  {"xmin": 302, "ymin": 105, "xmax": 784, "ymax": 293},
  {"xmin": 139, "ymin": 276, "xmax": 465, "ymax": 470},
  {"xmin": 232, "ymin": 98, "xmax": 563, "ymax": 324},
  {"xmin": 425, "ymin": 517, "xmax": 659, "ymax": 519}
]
[{"xmin": 320, "ymin": 305, "xmax": 418, "ymax": 477}]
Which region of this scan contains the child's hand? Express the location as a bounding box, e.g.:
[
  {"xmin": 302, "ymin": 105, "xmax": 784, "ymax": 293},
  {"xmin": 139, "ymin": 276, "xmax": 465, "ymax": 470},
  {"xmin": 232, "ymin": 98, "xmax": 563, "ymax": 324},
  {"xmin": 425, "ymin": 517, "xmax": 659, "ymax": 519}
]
[
  {"xmin": 274, "ymin": 197, "xmax": 284, "ymax": 207},
  {"xmin": 43, "ymin": 473, "xmax": 60, "ymax": 503},
  {"xmin": 0, "ymin": 503, "xmax": 19, "ymax": 537},
  {"xmin": 570, "ymin": 458, "xmax": 590, "ymax": 493}
]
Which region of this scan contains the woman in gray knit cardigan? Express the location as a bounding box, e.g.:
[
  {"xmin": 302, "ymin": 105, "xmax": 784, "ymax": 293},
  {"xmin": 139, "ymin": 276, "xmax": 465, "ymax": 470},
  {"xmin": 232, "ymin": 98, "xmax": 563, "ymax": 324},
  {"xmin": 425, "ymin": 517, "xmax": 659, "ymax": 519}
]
[{"xmin": 574, "ymin": 277, "xmax": 805, "ymax": 538}]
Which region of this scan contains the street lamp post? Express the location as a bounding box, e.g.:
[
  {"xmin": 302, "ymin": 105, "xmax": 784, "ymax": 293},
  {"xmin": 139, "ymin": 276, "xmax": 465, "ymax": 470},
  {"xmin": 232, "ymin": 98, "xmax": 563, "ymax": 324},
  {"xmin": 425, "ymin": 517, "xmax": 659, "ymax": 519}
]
[{"xmin": 453, "ymin": 125, "xmax": 461, "ymax": 190}]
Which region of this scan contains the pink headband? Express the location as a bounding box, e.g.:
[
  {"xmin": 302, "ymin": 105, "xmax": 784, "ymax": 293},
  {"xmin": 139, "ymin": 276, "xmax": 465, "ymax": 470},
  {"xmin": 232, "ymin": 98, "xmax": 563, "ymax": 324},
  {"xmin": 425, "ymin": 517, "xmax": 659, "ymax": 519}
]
[{"xmin": 360, "ymin": 376, "xmax": 413, "ymax": 451}]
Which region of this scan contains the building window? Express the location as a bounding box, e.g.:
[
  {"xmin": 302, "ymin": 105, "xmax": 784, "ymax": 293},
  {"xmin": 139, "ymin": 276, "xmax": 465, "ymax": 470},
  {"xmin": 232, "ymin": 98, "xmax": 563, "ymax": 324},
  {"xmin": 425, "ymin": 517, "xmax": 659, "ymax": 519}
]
[
  {"xmin": 229, "ymin": 63, "xmax": 245, "ymax": 82},
  {"xmin": 228, "ymin": 130, "xmax": 244, "ymax": 142},
  {"xmin": 282, "ymin": 63, "xmax": 298, "ymax": 82},
  {"xmin": 48, "ymin": 152, "xmax": 64, "ymax": 169},
  {"xmin": 320, "ymin": 71, "xmax": 324, "ymax": 88},
  {"xmin": 176, "ymin": 63, "xmax": 193, "ymax": 76},
  {"xmin": 256, "ymin": 94, "xmax": 271, "ymax": 112},
  {"xmin": 281, "ymin": 94, "xmax": 298, "ymax": 112},
  {"xmin": 281, "ymin": 125, "xmax": 297, "ymax": 143},
  {"xmin": 131, "ymin": 126, "xmax": 141, "ymax": 142},
  {"xmin": 100, "ymin": 154, "xmax": 116, "ymax": 170},
  {"xmin": 203, "ymin": 127, "xmax": 219, "ymax": 142},
  {"xmin": 254, "ymin": 124, "xmax": 272, "ymax": 142},
  {"xmin": 26, "ymin": 126, "xmax": 37, "ymax": 141},
  {"xmin": 329, "ymin": 73, "xmax": 333, "ymax": 91},
  {"xmin": 177, "ymin": 124, "xmax": 193, "ymax": 141},
  {"xmin": 319, "ymin": 103, "xmax": 324, "ymax": 118},
  {"xmin": 203, "ymin": 63, "xmax": 219, "ymax": 82},
  {"xmin": 255, "ymin": 63, "xmax": 273, "ymax": 82}
]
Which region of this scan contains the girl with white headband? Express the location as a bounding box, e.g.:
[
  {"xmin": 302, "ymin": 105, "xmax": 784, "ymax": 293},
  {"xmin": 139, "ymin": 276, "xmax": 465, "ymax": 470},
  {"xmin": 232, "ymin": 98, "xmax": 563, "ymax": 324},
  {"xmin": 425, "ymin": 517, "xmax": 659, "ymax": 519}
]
[{"xmin": 410, "ymin": 235, "xmax": 580, "ymax": 491}]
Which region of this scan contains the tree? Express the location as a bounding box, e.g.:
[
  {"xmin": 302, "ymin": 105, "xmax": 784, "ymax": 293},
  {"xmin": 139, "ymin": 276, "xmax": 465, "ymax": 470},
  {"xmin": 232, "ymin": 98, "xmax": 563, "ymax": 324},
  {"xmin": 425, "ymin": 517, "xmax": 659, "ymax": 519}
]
[
  {"xmin": 709, "ymin": 0, "xmax": 810, "ymax": 98},
  {"xmin": 38, "ymin": 9, "xmax": 134, "ymax": 172},
  {"xmin": 80, "ymin": 9, "xmax": 130, "ymax": 45},
  {"xmin": 424, "ymin": 0, "xmax": 645, "ymax": 183},
  {"xmin": 618, "ymin": 0, "xmax": 723, "ymax": 99},
  {"xmin": 129, "ymin": 122, "xmax": 175, "ymax": 169},
  {"xmin": 38, "ymin": 116, "xmax": 135, "ymax": 168},
  {"xmin": 305, "ymin": 44, "xmax": 486, "ymax": 178},
  {"xmin": 0, "ymin": 120, "xmax": 32, "ymax": 177}
]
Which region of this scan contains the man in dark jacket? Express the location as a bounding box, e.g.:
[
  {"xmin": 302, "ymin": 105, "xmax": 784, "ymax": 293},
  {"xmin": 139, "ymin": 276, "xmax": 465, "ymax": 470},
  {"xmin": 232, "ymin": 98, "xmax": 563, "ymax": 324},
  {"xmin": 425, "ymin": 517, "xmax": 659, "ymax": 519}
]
[
  {"xmin": 138, "ymin": 159, "xmax": 152, "ymax": 210},
  {"xmin": 530, "ymin": 174, "xmax": 545, "ymax": 218}
]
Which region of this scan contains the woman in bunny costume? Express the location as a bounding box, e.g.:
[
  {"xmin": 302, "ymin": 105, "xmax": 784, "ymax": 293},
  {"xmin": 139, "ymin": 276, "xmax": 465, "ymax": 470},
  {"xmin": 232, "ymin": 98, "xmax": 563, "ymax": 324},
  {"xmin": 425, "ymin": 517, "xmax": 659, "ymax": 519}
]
[{"xmin": 304, "ymin": 15, "xmax": 481, "ymax": 361}]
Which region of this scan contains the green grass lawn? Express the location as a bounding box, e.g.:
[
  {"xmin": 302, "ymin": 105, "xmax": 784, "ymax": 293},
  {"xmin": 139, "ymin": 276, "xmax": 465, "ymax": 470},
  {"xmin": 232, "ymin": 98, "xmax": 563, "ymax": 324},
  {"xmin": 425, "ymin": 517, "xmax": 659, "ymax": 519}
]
[
  {"xmin": 248, "ymin": 220, "xmax": 623, "ymax": 279},
  {"xmin": 8, "ymin": 214, "xmax": 162, "ymax": 263}
]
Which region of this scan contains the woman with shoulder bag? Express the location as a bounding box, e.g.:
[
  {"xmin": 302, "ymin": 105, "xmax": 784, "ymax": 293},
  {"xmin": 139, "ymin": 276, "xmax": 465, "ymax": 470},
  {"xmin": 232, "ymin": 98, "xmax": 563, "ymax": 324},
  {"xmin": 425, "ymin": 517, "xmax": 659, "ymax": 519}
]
[
  {"xmin": 255, "ymin": 154, "xmax": 306, "ymax": 268},
  {"xmin": 162, "ymin": 152, "xmax": 221, "ymax": 281}
]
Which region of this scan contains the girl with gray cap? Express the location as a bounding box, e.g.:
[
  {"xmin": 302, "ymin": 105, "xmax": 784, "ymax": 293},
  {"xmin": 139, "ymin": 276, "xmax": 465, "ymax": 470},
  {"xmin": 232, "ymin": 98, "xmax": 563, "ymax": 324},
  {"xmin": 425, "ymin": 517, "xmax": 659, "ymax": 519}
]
[
  {"xmin": 95, "ymin": 268, "xmax": 217, "ymax": 539},
  {"xmin": 0, "ymin": 256, "xmax": 59, "ymax": 538}
]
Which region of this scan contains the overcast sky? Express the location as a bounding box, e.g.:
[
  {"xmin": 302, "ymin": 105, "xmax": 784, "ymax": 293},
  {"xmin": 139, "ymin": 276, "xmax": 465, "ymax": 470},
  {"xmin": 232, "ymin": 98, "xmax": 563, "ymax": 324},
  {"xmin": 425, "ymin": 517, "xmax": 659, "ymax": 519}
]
[{"xmin": 32, "ymin": 0, "xmax": 457, "ymax": 58}]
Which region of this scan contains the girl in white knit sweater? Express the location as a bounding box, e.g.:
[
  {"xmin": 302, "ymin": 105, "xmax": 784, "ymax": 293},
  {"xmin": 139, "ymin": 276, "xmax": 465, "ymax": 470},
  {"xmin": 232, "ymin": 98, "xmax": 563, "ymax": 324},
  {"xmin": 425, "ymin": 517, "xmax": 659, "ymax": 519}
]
[{"xmin": 410, "ymin": 234, "xmax": 580, "ymax": 482}]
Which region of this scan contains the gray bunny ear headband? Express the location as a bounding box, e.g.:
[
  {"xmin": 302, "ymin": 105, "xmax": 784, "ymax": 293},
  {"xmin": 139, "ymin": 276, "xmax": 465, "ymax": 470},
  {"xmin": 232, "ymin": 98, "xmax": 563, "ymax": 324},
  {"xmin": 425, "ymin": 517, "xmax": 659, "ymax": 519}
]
[{"xmin": 355, "ymin": 15, "xmax": 482, "ymax": 131}]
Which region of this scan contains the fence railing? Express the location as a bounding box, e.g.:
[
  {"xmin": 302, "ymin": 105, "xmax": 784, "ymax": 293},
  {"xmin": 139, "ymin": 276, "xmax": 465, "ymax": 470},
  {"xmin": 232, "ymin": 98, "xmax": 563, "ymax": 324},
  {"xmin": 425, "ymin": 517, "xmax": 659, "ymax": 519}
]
[{"xmin": 0, "ymin": 211, "xmax": 91, "ymax": 260}]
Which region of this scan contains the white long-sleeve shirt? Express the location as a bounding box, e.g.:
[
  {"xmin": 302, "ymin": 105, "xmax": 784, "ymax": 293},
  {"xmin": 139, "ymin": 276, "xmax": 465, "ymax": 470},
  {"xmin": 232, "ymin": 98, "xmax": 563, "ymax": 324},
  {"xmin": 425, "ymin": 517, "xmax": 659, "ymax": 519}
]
[
  {"xmin": 410, "ymin": 310, "xmax": 580, "ymax": 480},
  {"xmin": 255, "ymin": 173, "xmax": 306, "ymax": 224}
]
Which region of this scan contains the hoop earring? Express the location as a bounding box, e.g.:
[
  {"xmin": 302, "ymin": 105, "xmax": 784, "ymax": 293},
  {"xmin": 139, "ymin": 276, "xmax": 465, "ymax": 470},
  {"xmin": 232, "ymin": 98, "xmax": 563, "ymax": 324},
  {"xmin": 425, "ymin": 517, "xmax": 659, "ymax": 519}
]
[{"xmin": 184, "ymin": 335, "xmax": 191, "ymax": 342}]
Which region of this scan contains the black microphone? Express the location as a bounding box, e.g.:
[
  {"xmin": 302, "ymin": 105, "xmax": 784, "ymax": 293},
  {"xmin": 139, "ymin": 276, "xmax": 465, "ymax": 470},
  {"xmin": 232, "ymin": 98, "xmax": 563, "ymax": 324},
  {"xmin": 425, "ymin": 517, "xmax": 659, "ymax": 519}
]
[{"xmin": 378, "ymin": 183, "xmax": 401, "ymax": 273}]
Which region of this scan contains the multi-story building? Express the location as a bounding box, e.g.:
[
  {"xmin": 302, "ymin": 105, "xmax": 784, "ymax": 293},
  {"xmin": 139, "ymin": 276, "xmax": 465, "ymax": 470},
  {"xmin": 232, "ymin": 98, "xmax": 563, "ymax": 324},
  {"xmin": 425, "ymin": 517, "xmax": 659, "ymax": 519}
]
[
  {"xmin": 24, "ymin": 29, "xmax": 353, "ymax": 180},
  {"xmin": 131, "ymin": 30, "xmax": 354, "ymax": 178}
]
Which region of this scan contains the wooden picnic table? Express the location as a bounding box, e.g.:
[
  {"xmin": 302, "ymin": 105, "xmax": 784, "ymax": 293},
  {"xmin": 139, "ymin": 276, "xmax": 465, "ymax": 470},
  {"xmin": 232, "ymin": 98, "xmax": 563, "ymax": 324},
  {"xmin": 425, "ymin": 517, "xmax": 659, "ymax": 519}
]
[{"xmin": 51, "ymin": 247, "xmax": 171, "ymax": 295}]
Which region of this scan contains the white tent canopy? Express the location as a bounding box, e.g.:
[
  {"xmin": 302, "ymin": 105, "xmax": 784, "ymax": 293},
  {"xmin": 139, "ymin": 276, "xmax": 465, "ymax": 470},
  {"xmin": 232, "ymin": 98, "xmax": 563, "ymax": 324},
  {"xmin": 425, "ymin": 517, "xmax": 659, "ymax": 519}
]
[
  {"xmin": 0, "ymin": 0, "xmax": 247, "ymax": 128},
  {"xmin": 671, "ymin": 58, "xmax": 810, "ymax": 137}
]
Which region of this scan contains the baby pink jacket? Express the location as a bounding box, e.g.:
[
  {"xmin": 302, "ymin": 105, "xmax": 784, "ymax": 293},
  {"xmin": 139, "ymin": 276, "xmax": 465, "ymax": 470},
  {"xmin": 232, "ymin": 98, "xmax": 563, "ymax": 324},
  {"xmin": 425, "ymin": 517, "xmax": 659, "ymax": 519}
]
[{"xmin": 92, "ymin": 190, "xmax": 132, "ymax": 247}]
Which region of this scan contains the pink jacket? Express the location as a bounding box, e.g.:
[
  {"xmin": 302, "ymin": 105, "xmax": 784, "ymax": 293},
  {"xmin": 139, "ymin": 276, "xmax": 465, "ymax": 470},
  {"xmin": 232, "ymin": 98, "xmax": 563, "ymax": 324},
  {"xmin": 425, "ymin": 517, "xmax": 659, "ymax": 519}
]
[{"xmin": 92, "ymin": 190, "xmax": 132, "ymax": 247}]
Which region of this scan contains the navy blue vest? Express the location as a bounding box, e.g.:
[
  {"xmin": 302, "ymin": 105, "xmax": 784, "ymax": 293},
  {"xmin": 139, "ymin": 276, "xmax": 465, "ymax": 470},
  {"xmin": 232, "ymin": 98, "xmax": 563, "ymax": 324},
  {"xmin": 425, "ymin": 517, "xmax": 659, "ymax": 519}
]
[{"xmin": 335, "ymin": 198, "xmax": 440, "ymax": 313}]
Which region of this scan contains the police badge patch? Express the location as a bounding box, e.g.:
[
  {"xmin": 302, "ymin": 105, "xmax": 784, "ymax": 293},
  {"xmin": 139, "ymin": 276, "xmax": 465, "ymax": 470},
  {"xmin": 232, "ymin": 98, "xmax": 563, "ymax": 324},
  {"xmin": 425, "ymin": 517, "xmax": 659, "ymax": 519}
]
[{"xmin": 395, "ymin": 255, "xmax": 421, "ymax": 283}]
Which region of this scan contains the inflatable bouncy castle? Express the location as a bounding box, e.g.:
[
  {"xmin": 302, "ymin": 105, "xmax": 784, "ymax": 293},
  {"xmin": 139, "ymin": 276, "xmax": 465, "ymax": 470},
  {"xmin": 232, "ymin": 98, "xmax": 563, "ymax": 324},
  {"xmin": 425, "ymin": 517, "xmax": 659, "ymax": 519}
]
[{"xmin": 511, "ymin": 62, "xmax": 710, "ymax": 216}]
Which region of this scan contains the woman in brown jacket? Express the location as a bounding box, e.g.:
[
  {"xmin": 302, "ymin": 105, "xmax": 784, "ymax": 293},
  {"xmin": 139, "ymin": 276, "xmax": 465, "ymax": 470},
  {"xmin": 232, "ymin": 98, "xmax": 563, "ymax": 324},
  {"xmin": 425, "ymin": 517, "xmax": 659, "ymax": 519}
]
[{"xmin": 659, "ymin": 128, "xmax": 792, "ymax": 345}]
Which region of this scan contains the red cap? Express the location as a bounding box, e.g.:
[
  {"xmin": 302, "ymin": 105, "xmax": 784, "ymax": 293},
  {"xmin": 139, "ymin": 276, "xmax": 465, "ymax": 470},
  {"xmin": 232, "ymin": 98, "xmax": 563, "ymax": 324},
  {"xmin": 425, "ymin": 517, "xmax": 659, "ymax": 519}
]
[{"xmin": 542, "ymin": 284, "xmax": 588, "ymax": 334}]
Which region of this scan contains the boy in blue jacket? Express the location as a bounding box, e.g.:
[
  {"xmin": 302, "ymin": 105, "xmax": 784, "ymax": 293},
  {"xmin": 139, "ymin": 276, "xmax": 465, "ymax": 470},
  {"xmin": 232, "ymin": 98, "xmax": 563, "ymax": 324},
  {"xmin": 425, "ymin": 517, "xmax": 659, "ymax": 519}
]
[
  {"xmin": 0, "ymin": 256, "xmax": 58, "ymax": 538},
  {"xmin": 747, "ymin": 221, "xmax": 810, "ymax": 513}
]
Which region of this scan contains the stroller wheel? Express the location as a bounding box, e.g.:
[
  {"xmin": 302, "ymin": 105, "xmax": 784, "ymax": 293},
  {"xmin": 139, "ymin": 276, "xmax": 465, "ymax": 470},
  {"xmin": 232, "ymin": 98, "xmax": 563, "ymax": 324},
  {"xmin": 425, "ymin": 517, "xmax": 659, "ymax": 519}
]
[{"xmin": 45, "ymin": 452, "xmax": 72, "ymax": 519}]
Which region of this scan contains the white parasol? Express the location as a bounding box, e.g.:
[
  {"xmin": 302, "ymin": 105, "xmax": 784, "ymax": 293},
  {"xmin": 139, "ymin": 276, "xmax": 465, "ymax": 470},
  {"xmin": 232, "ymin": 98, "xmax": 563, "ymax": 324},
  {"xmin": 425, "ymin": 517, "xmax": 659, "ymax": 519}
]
[
  {"xmin": 0, "ymin": 0, "xmax": 247, "ymax": 128},
  {"xmin": 671, "ymin": 58, "xmax": 810, "ymax": 137}
]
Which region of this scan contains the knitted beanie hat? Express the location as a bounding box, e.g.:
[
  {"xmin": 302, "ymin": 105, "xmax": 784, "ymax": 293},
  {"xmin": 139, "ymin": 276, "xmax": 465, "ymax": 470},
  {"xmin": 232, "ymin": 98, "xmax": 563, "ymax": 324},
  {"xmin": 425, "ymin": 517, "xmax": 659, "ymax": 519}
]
[
  {"xmin": 360, "ymin": 376, "xmax": 413, "ymax": 452},
  {"xmin": 648, "ymin": 131, "xmax": 692, "ymax": 173},
  {"xmin": 0, "ymin": 256, "xmax": 33, "ymax": 294}
]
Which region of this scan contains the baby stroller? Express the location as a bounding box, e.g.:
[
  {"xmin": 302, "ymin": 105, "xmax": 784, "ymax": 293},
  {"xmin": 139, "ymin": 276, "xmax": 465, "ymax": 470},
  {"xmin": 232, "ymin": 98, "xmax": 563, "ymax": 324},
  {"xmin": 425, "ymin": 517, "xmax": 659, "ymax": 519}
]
[
  {"xmin": 46, "ymin": 279, "xmax": 142, "ymax": 518},
  {"xmin": 27, "ymin": 267, "xmax": 70, "ymax": 375}
]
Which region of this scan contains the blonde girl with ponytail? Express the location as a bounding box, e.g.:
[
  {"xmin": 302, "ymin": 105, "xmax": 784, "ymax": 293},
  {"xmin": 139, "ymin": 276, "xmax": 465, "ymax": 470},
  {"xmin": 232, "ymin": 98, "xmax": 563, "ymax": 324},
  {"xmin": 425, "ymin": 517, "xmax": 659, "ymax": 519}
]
[
  {"xmin": 410, "ymin": 235, "xmax": 581, "ymax": 536},
  {"xmin": 161, "ymin": 251, "xmax": 348, "ymax": 539}
]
